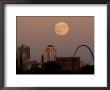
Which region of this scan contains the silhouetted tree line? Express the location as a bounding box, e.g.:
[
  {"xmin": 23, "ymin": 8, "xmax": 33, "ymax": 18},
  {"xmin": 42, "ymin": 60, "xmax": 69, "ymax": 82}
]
[
  {"xmin": 80, "ymin": 65, "xmax": 94, "ymax": 74},
  {"xmin": 16, "ymin": 60, "xmax": 94, "ymax": 74}
]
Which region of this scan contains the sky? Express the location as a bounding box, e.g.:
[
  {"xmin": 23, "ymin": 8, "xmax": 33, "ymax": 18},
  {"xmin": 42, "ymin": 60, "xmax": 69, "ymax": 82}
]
[{"xmin": 17, "ymin": 16, "xmax": 94, "ymax": 65}]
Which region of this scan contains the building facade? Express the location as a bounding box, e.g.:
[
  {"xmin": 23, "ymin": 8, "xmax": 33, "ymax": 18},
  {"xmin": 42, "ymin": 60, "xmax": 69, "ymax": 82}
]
[
  {"xmin": 16, "ymin": 44, "xmax": 30, "ymax": 68},
  {"xmin": 56, "ymin": 57, "xmax": 80, "ymax": 71},
  {"xmin": 43, "ymin": 45, "xmax": 57, "ymax": 62},
  {"xmin": 22, "ymin": 59, "xmax": 38, "ymax": 71}
]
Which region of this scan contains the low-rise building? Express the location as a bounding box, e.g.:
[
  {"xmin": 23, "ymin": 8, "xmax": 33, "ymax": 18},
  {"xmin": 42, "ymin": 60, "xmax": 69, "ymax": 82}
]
[{"xmin": 56, "ymin": 57, "xmax": 80, "ymax": 71}]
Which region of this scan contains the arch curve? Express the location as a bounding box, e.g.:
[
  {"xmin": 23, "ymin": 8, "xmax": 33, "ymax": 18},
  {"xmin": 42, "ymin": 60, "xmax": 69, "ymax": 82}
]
[{"xmin": 73, "ymin": 45, "xmax": 94, "ymax": 62}]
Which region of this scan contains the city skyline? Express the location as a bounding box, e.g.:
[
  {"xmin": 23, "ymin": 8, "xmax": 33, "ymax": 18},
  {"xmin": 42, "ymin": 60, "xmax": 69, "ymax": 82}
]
[
  {"xmin": 16, "ymin": 44, "xmax": 94, "ymax": 74},
  {"xmin": 17, "ymin": 16, "xmax": 94, "ymax": 65}
]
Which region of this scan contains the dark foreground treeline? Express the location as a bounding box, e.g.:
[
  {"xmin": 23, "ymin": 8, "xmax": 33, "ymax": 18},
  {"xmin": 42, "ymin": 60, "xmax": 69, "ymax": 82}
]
[{"xmin": 16, "ymin": 62, "xmax": 94, "ymax": 74}]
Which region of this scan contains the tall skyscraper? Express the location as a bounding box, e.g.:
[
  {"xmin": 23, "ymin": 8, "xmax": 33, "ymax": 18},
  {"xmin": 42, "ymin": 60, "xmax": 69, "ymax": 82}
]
[
  {"xmin": 23, "ymin": 46, "xmax": 30, "ymax": 59},
  {"xmin": 16, "ymin": 44, "xmax": 30, "ymax": 68},
  {"xmin": 17, "ymin": 44, "xmax": 30, "ymax": 59},
  {"xmin": 43, "ymin": 45, "xmax": 57, "ymax": 62}
]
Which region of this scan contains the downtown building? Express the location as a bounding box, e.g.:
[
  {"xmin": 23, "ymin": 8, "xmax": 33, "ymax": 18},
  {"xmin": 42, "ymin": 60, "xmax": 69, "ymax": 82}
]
[
  {"xmin": 16, "ymin": 44, "xmax": 30, "ymax": 69},
  {"xmin": 22, "ymin": 59, "xmax": 38, "ymax": 71},
  {"xmin": 17, "ymin": 44, "xmax": 30, "ymax": 59},
  {"xmin": 43, "ymin": 45, "xmax": 57, "ymax": 62},
  {"xmin": 42, "ymin": 45, "xmax": 80, "ymax": 72},
  {"xmin": 56, "ymin": 57, "xmax": 80, "ymax": 71}
]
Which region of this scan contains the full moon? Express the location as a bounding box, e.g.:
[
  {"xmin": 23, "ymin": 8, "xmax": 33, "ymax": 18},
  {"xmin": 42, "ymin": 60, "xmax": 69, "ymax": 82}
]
[{"xmin": 55, "ymin": 22, "xmax": 69, "ymax": 36}]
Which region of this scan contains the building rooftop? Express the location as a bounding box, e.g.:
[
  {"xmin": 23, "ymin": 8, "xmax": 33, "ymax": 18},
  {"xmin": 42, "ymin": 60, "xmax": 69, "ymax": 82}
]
[{"xmin": 47, "ymin": 45, "xmax": 54, "ymax": 47}]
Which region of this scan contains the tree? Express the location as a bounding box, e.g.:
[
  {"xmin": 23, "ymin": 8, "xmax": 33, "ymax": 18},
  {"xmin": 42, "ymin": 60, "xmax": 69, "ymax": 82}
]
[{"xmin": 42, "ymin": 61, "xmax": 62, "ymax": 73}]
